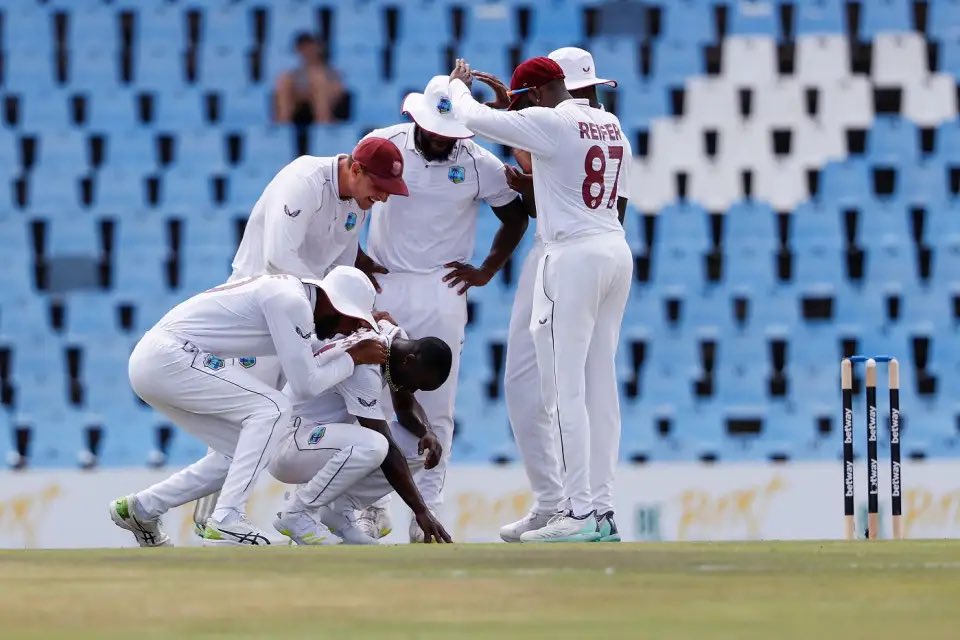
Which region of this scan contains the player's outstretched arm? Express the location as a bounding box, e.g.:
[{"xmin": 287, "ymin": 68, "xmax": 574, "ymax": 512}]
[
  {"xmin": 392, "ymin": 389, "xmax": 442, "ymax": 469},
  {"xmin": 357, "ymin": 415, "xmax": 452, "ymax": 543}
]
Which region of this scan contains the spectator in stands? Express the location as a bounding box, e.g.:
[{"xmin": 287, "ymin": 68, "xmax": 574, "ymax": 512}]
[{"xmin": 274, "ymin": 33, "xmax": 347, "ymax": 125}]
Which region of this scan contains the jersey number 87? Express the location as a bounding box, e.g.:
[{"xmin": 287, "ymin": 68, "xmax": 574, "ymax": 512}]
[{"xmin": 581, "ymin": 145, "xmax": 624, "ymax": 210}]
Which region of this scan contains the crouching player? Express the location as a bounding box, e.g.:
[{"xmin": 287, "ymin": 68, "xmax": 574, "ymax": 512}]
[{"xmin": 268, "ymin": 321, "xmax": 454, "ymax": 544}]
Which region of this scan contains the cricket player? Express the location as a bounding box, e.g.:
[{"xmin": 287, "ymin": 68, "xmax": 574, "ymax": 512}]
[
  {"xmin": 268, "ymin": 320, "xmax": 453, "ymax": 544},
  {"xmin": 356, "ymin": 75, "xmax": 529, "ymax": 541},
  {"xmin": 449, "ymin": 57, "xmax": 633, "ymax": 542},
  {"xmin": 477, "ymin": 48, "xmax": 626, "ymax": 543},
  {"xmin": 188, "ymin": 136, "xmax": 409, "ymax": 525},
  {"xmin": 109, "ymin": 267, "xmax": 385, "ymax": 546}
]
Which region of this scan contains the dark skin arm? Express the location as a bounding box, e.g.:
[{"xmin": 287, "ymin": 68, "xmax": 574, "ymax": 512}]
[
  {"xmin": 391, "ymin": 387, "xmax": 442, "ymax": 470},
  {"xmin": 356, "ymin": 415, "xmax": 451, "ymax": 542},
  {"xmin": 443, "ymin": 196, "xmax": 528, "ymax": 295},
  {"xmin": 355, "ymin": 246, "xmax": 388, "ymax": 293},
  {"xmin": 617, "ymin": 196, "xmax": 628, "ymax": 227}
]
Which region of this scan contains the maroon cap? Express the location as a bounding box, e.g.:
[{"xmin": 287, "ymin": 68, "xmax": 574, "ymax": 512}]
[
  {"xmin": 352, "ymin": 137, "xmax": 409, "ymax": 197},
  {"xmin": 508, "ymin": 56, "xmax": 566, "ymax": 110}
]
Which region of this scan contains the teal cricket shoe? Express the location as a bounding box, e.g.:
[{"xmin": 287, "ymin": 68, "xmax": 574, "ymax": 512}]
[{"xmin": 596, "ymin": 511, "xmax": 621, "ymax": 542}]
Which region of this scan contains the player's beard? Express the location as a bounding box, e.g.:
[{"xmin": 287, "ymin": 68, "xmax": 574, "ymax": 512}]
[{"xmin": 314, "ymin": 314, "xmax": 340, "ymax": 339}]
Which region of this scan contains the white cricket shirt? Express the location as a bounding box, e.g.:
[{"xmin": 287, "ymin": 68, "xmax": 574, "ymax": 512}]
[
  {"xmin": 155, "ymin": 274, "xmax": 355, "ymax": 401},
  {"xmin": 290, "ymin": 321, "xmax": 409, "ymax": 425},
  {"xmin": 363, "ymin": 123, "xmax": 517, "ymax": 274},
  {"xmin": 230, "ymin": 155, "xmax": 368, "ymax": 281},
  {"xmin": 449, "ymin": 80, "xmax": 632, "ymax": 244}
]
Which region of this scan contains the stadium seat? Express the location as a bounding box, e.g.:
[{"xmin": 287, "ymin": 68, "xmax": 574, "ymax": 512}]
[
  {"xmin": 794, "ymin": 35, "xmax": 850, "ymax": 86},
  {"xmin": 660, "ymin": 0, "xmax": 715, "ymax": 44},
  {"xmin": 928, "ymin": 0, "xmax": 960, "ymax": 41},
  {"xmin": 857, "ymin": 0, "xmax": 913, "ymax": 40},
  {"xmin": 721, "ymin": 36, "xmax": 777, "ymax": 86},
  {"xmin": 866, "ymin": 117, "xmax": 919, "ymax": 164},
  {"xmin": 684, "ymin": 77, "xmax": 739, "ymax": 128},
  {"xmin": 872, "ymin": 33, "xmax": 928, "ymax": 86},
  {"xmin": 651, "ymin": 39, "xmax": 705, "ymax": 88},
  {"xmin": 753, "ymin": 158, "xmax": 808, "ymax": 210},
  {"xmin": 717, "ymin": 120, "xmax": 772, "ymax": 170},
  {"xmin": 903, "ymin": 75, "xmax": 958, "ymax": 127},
  {"xmin": 793, "ymin": 0, "xmax": 846, "ymax": 36},
  {"xmin": 727, "ymin": 1, "xmax": 779, "ymax": 37},
  {"xmin": 527, "ymin": 0, "xmax": 583, "ymax": 42}
]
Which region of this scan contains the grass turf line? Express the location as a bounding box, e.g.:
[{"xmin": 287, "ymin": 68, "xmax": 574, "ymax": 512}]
[{"xmin": 1, "ymin": 541, "xmax": 958, "ymax": 639}]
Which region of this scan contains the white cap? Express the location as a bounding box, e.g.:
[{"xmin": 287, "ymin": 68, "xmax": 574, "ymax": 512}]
[
  {"xmin": 548, "ymin": 47, "xmax": 618, "ymax": 91},
  {"xmin": 302, "ymin": 266, "xmax": 378, "ymax": 333},
  {"xmin": 402, "ymin": 75, "xmax": 475, "ymax": 139}
]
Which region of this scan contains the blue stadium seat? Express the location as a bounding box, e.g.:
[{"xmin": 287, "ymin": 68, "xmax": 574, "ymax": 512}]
[
  {"xmin": 45, "ymin": 215, "xmax": 100, "ymax": 255},
  {"xmin": 180, "ymin": 212, "xmax": 234, "ymax": 252},
  {"xmin": 460, "ymin": 4, "xmax": 519, "ymax": 46},
  {"xmin": 793, "ymin": 246, "xmax": 843, "ymax": 287},
  {"xmin": 171, "ymin": 129, "xmax": 226, "ymax": 172},
  {"xmin": 2, "ymin": 46, "xmax": 56, "ymax": 92},
  {"xmin": 25, "ymin": 168, "xmax": 79, "ymax": 213},
  {"xmin": 926, "ymin": 200, "xmax": 960, "ymax": 245},
  {"xmin": 159, "ymin": 169, "xmax": 216, "ymax": 211},
  {"xmin": 69, "ymin": 45, "xmax": 122, "ymax": 93},
  {"xmin": 134, "ymin": 3, "xmax": 185, "ymax": 51},
  {"xmin": 654, "ymin": 201, "xmax": 711, "ymax": 251},
  {"xmin": 897, "ymin": 160, "xmax": 950, "ymax": 209},
  {"xmin": 660, "ymin": 0, "xmax": 715, "ymax": 44},
  {"xmin": 939, "ymin": 37, "xmax": 960, "ymax": 79},
  {"xmin": 725, "ymin": 248, "xmax": 777, "ymax": 292},
  {"xmin": 588, "ymin": 39, "xmax": 639, "ymax": 84},
  {"xmin": 527, "ymin": 0, "xmax": 583, "ymax": 41},
  {"xmin": 333, "ymin": 43, "xmax": 384, "ymax": 87},
  {"xmin": 154, "ymin": 89, "xmax": 206, "ymax": 130},
  {"xmin": 391, "ymin": 42, "xmax": 447, "ymax": 84},
  {"xmin": 724, "ymin": 201, "xmax": 778, "ymax": 251},
  {"xmin": 198, "ymin": 4, "xmax": 255, "ymax": 51},
  {"xmin": 616, "ymin": 82, "xmax": 669, "ymax": 128},
  {"xmin": 858, "ymin": 202, "xmax": 913, "ymax": 248},
  {"xmin": 728, "ymin": 0, "xmax": 780, "ymax": 37},
  {"xmin": 330, "ymin": 1, "xmax": 388, "ymax": 49},
  {"xmin": 3, "ymin": 5, "xmax": 52, "ymax": 50},
  {"xmin": 932, "ymin": 239, "xmax": 960, "ymax": 283},
  {"xmin": 197, "ymin": 46, "xmax": 250, "ymax": 92},
  {"xmin": 866, "ymin": 117, "xmax": 919, "ymax": 164},
  {"xmin": 309, "ymin": 124, "xmax": 362, "ymax": 157},
  {"xmin": 928, "ymin": 0, "xmax": 960, "ymax": 41},
  {"xmin": 221, "ymin": 89, "xmax": 271, "ymax": 127},
  {"xmin": 85, "ymin": 90, "xmax": 140, "ymax": 133},
  {"xmin": 99, "ymin": 129, "xmax": 156, "ymax": 172},
  {"xmin": 63, "ymin": 292, "xmax": 119, "ymax": 339},
  {"xmin": 864, "ymin": 239, "xmax": 918, "ymax": 288},
  {"xmin": 395, "ymin": 1, "xmax": 451, "ymax": 45},
  {"xmin": 179, "ymin": 245, "xmax": 233, "ymax": 293},
  {"xmin": 34, "ymin": 129, "xmax": 88, "ymax": 174},
  {"xmin": 135, "ymin": 44, "xmax": 186, "ymax": 91},
  {"xmin": 94, "ymin": 168, "xmax": 148, "ymax": 210},
  {"xmin": 818, "ymin": 159, "xmax": 872, "ymax": 208},
  {"xmin": 791, "ymin": 200, "xmax": 843, "ymax": 250},
  {"xmin": 237, "ymin": 126, "xmax": 296, "ymax": 173},
  {"xmin": 652, "ymin": 39, "xmax": 704, "ymax": 87},
  {"xmin": 455, "ymin": 42, "xmax": 513, "ymax": 86},
  {"xmin": 266, "ymin": 2, "xmax": 319, "ymax": 51},
  {"xmin": 17, "ymin": 403, "xmax": 93, "ymax": 470},
  {"xmin": 793, "ymin": 0, "xmax": 846, "ymax": 35},
  {"xmin": 67, "ymin": 6, "xmax": 118, "ymax": 51},
  {"xmin": 17, "ymin": 90, "xmax": 71, "ymax": 130},
  {"xmin": 858, "ymin": 0, "xmax": 913, "ymax": 40}
]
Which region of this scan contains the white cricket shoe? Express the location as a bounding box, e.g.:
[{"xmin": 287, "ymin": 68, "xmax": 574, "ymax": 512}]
[
  {"xmin": 500, "ymin": 511, "xmax": 556, "ymax": 543},
  {"xmin": 109, "ymin": 495, "xmax": 173, "ymax": 547},
  {"xmin": 357, "ymin": 504, "xmax": 392, "ymax": 539},
  {"xmin": 202, "ymin": 513, "xmax": 275, "ymax": 546},
  {"xmin": 519, "ymin": 511, "xmax": 601, "ymax": 543},
  {"xmin": 319, "ymin": 506, "xmax": 378, "ymax": 545},
  {"xmin": 273, "ymin": 510, "xmax": 341, "ymax": 546}
]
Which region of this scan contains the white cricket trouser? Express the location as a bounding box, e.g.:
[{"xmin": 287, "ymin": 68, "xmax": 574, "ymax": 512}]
[
  {"xmin": 270, "ymin": 421, "xmax": 424, "ymax": 511},
  {"xmin": 374, "ymin": 270, "xmax": 465, "ymax": 513},
  {"xmin": 504, "ymin": 238, "xmax": 564, "ymax": 515},
  {"xmin": 128, "ymin": 329, "xmax": 293, "ymax": 520},
  {"xmin": 530, "ymin": 231, "xmax": 632, "ymax": 517},
  {"xmin": 268, "ymin": 419, "xmax": 389, "ymax": 509}
]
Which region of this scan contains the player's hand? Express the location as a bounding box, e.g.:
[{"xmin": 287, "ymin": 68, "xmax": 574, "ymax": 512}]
[
  {"xmin": 346, "ymin": 338, "xmax": 388, "ymax": 366},
  {"xmin": 418, "ymin": 431, "xmax": 443, "ymax": 470},
  {"xmin": 473, "ymin": 71, "xmax": 510, "ymax": 109},
  {"xmin": 504, "ymin": 165, "xmax": 533, "ymax": 197},
  {"xmin": 414, "ymin": 509, "xmax": 452, "ymax": 543},
  {"xmin": 512, "ymin": 148, "xmax": 533, "ymax": 173},
  {"xmin": 450, "ymin": 58, "xmax": 473, "ymax": 88},
  {"xmin": 442, "ymin": 261, "xmax": 494, "ymax": 295},
  {"xmin": 355, "ymin": 252, "xmax": 389, "ymax": 293},
  {"xmin": 373, "ymin": 310, "xmax": 397, "ymax": 326}
]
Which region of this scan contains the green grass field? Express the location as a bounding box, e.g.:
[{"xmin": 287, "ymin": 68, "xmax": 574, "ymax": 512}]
[{"xmin": 1, "ymin": 541, "xmax": 958, "ymax": 639}]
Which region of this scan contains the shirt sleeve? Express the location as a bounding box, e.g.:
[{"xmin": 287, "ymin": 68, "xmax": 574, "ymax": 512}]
[
  {"xmin": 336, "ymin": 365, "xmax": 385, "ymax": 421},
  {"xmin": 473, "ymin": 147, "xmax": 519, "ymax": 208},
  {"xmin": 260, "ymin": 284, "xmax": 355, "ymax": 401},
  {"xmin": 449, "ymin": 79, "xmax": 560, "ymax": 157},
  {"xmin": 261, "ymin": 174, "xmax": 322, "ymax": 279}
]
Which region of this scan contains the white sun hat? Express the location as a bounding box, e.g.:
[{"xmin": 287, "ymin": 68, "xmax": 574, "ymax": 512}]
[
  {"xmin": 302, "ymin": 266, "xmax": 378, "ymax": 332},
  {"xmin": 549, "ymin": 47, "xmax": 618, "ymax": 91},
  {"xmin": 401, "ymin": 75, "xmax": 475, "ymax": 139}
]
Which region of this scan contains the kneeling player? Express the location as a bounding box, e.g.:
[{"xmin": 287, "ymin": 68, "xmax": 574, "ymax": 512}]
[{"xmin": 269, "ymin": 323, "xmax": 453, "ymax": 544}]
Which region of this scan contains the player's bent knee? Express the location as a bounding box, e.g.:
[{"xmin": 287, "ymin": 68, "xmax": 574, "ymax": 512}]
[{"xmin": 363, "ymin": 431, "xmax": 390, "ymax": 468}]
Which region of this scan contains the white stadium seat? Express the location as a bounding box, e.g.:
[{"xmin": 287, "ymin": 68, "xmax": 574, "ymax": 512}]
[
  {"xmin": 684, "ymin": 77, "xmax": 740, "ymax": 127},
  {"xmin": 752, "ymin": 79, "xmax": 807, "ymax": 128},
  {"xmin": 629, "ymin": 159, "xmax": 677, "ymax": 213},
  {"xmin": 903, "ymin": 74, "xmax": 959, "ymax": 127},
  {"xmin": 795, "ymin": 35, "xmax": 850, "ymax": 86},
  {"xmin": 688, "ymin": 159, "xmax": 742, "ymax": 211},
  {"xmin": 872, "ymin": 32, "xmax": 928, "ymax": 86},
  {"xmin": 717, "ymin": 120, "xmax": 772, "ymax": 170},
  {"xmin": 818, "ymin": 75, "xmax": 874, "ymax": 128},
  {"xmin": 721, "ymin": 36, "xmax": 777, "ymax": 87},
  {"xmin": 649, "ymin": 118, "xmax": 703, "ymax": 170},
  {"xmin": 792, "ymin": 119, "xmax": 846, "ymax": 169},
  {"xmin": 753, "ymin": 158, "xmax": 808, "ymax": 210}
]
